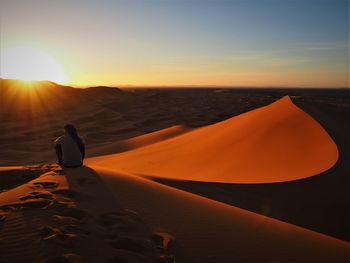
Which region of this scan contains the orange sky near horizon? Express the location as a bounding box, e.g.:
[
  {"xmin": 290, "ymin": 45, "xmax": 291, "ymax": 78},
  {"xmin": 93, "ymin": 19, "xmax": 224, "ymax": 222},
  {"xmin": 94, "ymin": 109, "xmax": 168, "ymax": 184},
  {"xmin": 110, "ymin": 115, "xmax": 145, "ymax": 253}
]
[{"xmin": 0, "ymin": 0, "xmax": 348, "ymax": 88}]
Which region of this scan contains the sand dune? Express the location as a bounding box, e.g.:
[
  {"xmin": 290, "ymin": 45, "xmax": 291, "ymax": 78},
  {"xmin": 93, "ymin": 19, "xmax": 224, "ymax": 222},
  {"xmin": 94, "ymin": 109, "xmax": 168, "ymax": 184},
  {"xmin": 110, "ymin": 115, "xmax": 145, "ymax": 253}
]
[
  {"xmin": 2, "ymin": 164, "xmax": 349, "ymax": 262},
  {"xmin": 1, "ymin": 81, "xmax": 349, "ymax": 262},
  {"xmin": 0, "ymin": 165, "xmax": 171, "ymax": 262},
  {"xmin": 88, "ymin": 96, "xmax": 338, "ymax": 183},
  {"xmin": 3, "ymin": 79, "xmax": 261, "ymax": 166},
  {"xmin": 87, "ymin": 166, "xmax": 350, "ymax": 263},
  {"xmin": 89, "ymin": 125, "xmax": 192, "ymax": 158}
]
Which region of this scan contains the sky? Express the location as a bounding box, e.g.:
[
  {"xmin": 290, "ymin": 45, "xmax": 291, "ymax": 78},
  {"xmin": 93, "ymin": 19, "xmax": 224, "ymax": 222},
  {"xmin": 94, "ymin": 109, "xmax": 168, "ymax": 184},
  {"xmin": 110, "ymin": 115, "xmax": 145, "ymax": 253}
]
[{"xmin": 0, "ymin": 0, "xmax": 349, "ymax": 87}]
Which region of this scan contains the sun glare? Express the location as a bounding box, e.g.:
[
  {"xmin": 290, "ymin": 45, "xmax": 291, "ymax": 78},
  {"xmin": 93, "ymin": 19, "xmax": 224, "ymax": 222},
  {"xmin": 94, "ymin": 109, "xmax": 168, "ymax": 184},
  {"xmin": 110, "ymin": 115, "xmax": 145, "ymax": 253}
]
[{"xmin": 0, "ymin": 46, "xmax": 68, "ymax": 84}]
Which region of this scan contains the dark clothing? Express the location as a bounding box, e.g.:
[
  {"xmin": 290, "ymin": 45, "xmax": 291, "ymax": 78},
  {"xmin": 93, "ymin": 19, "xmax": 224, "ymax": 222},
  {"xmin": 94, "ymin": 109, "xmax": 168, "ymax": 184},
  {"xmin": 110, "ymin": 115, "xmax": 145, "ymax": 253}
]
[{"xmin": 54, "ymin": 135, "xmax": 85, "ymax": 167}]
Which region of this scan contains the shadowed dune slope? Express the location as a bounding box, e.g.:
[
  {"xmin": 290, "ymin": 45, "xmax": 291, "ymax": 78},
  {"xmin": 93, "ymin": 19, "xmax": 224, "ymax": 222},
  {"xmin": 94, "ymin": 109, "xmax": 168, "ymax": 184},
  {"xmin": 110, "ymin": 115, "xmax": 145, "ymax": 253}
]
[
  {"xmin": 88, "ymin": 125, "xmax": 192, "ymax": 158},
  {"xmin": 88, "ymin": 96, "xmax": 338, "ymax": 183},
  {"xmin": 91, "ymin": 166, "xmax": 350, "ymax": 263}
]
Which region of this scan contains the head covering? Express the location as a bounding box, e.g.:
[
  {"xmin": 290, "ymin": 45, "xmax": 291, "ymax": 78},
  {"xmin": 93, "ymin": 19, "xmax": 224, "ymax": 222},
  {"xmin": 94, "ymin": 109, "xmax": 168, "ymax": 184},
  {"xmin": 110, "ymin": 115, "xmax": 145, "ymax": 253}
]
[
  {"xmin": 64, "ymin": 124, "xmax": 77, "ymax": 135},
  {"xmin": 64, "ymin": 124, "xmax": 83, "ymax": 150}
]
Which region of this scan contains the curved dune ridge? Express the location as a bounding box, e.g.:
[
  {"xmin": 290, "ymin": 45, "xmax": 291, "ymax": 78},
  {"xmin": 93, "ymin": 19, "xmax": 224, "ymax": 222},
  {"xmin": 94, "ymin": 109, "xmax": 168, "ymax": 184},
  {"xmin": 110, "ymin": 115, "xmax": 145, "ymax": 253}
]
[{"xmin": 88, "ymin": 96, "xmax": 339, "ymax": 183}]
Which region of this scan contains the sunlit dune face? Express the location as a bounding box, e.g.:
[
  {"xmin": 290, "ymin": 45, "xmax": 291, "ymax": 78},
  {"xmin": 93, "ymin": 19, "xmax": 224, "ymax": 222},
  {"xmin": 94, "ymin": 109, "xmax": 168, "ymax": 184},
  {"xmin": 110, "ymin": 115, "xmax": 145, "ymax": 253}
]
[
  {"xmin": 88, "ymin": 96, "xmax": 339, "ymax": 184},
  {"xmin": 0, "ymin": 47, "xmax": 68, "ymax": 84}
]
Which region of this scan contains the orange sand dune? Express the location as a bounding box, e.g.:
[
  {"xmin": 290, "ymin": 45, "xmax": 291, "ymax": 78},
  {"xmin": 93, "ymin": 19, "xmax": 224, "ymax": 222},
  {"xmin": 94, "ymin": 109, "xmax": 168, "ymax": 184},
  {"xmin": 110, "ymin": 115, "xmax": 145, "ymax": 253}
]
[
  {"xmin": 90, "ymin": 166, "xmax": 350, "ymax": 262},
  {"xmin": 88, "ymin": 96, "xmax": 338, "ymax": 183}
]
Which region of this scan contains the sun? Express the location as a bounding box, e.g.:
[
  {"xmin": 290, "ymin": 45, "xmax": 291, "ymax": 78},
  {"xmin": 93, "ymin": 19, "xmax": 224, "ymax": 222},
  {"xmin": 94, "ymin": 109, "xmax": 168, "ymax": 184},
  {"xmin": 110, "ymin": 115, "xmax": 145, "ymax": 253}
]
[{"xmin": 0, "ymin": 46, "xmax": 68, "ymax": 84}]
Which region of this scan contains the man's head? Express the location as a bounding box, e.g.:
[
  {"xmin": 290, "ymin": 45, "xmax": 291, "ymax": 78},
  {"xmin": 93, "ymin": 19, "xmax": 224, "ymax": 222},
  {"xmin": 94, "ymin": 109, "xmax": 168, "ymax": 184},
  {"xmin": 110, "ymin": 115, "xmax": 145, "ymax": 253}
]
[{"xmin": 64, "ymin": 124, "xmax": 77, "ymax": 135}]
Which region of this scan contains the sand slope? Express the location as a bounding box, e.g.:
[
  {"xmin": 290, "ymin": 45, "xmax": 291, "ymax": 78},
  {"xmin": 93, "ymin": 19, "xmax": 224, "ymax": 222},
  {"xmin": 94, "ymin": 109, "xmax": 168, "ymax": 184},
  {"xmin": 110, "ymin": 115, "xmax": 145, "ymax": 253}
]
[
  {"xmin": 0, "ymin": 165, "xmax": 170, "ymax": 263},
  {"xmin": 88, "ymin": 125, "xmax": 192, "ymax": 158},
  {"xmin": 88, "ymin": 96, "xmax": 338, "ymax": 183},
  {"xmin": 1, "ymin": 83, "xmax": 348, "ymax": 262},
  {"xmin": 3, "ymin": 164, "xmax": 349, "ymax": 262},
  {"xmin": 90, "ymin": 166, "xmax": 350, "ymax": 263}
]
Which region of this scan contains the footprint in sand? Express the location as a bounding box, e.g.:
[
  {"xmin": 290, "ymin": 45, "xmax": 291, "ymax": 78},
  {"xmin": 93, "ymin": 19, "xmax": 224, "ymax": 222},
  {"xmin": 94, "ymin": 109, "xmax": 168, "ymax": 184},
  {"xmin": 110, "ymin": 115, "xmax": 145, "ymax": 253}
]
[
  {"xmin": 96, "ymin": 211, "xmax": 162, "ymax": 260},
  {"xmin": 52, "ymin": 189, "xmax": 81, "ymax": 201},
  {"xmin": 40, "ymin": 225, "xmax": 61, "ymax": 238},
  {"xmin": 40, "ymin": 225, "xmax": 81, "ymax": 249},
  {"xmin": 49, "ymin": 199, "xmax": 74, "ymax": 212},
  {"xmin": 1, "ymin": 198, "xmax": 52, "ymax": 210},
  {"xmin": 47, "ymin": 164, "xmax": 64, "ymax": 174},
  {"xmin": 50, "ymin": 203, "xmax": 87, "ymax": 225},
  {"xmin": 53, "ymin": 189, "xmax": 94, "ymax": 203},
  {"xmin": 22, "ymin": 199, "xmax": 53, "ymax": 209},
  {"xmin": 25, "ymin": 164, "xmax": 62, "ymax": 174},
  {"xmin": 59, "ymin": 224, "xmax": 82, "ymax": 234},
  {"xmin": 152, "ymin": 231, "xmax": 176, "ymax": 263},
  {"xmin": 42, "ymin": 171, "xmax": 63, "ymax": 177},
  {"xmin": 152, "ymin": 231, "xmax": 174, "ymax": 251},
  {"xmin": 45, "ymin": 232, "xmax": 80, "ymax": 249},
  {"xmin": 20, "ymin": 192, "xmax": 53, "ymax": 201},
  {"xmin": 41, "ymin": 164, "xmax": 64, "ymax": 173},
  {"xmin": 32, "ymin": 181, "xmax": 59, "ymax": 189}
]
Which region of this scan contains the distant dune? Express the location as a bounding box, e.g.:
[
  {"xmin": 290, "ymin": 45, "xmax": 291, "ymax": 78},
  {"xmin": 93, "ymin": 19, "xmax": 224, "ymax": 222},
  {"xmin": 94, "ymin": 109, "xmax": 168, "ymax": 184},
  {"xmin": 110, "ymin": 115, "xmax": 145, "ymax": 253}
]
[
  {"xmin": 0, "ymin": 79, "xmax": 279, "ymax": 165},
  {"xmin": 88, "ymin": 96, "xmax": 338, "ymax": 183}
]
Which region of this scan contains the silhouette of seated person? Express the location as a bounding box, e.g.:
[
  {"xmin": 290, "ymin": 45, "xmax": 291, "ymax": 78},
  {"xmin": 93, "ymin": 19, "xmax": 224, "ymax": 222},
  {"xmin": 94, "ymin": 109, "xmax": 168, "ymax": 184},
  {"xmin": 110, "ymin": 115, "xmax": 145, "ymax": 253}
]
[{"xmin": 55, "ymin": 124, "xmax": 85, "ymax": 167}]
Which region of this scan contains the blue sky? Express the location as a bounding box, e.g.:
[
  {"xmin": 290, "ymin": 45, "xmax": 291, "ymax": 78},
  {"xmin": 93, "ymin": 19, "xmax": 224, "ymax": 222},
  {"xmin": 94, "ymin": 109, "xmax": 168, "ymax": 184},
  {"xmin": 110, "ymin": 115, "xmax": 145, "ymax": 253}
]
[{"xmin": 1, "ymin": 0, "xmax": 349, "ymax": 87}]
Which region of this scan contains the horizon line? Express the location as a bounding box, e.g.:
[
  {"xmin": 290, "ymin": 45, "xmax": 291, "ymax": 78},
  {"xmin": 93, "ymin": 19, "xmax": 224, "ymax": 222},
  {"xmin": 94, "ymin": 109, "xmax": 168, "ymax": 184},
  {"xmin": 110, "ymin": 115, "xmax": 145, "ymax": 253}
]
[{"xmin": 1, "ymin": 78, "xmax": 349, "ymax": 90}]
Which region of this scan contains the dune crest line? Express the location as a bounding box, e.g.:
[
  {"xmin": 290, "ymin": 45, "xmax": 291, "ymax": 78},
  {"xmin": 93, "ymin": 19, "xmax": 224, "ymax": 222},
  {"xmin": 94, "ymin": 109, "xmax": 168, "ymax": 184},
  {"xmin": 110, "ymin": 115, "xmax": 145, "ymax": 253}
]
[{"xmin": 88, "ymin": 96, "xmax": 339, "ymax": 183}]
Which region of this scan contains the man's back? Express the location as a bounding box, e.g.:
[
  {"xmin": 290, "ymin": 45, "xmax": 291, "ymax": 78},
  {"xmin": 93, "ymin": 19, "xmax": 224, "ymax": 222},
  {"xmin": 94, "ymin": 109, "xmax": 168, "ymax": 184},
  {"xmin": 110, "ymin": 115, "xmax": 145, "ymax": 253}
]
[{"xmin": 55, "ymin": 134, "xmax": 83, "ymax": 167}]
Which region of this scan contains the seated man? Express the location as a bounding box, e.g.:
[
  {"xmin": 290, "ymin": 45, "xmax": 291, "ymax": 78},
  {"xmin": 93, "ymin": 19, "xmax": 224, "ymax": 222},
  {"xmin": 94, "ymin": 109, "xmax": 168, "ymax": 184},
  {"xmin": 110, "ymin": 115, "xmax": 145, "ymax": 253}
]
[{"xmin": 55, "ymin": 124, "xmax": 85, "ymax": 167}]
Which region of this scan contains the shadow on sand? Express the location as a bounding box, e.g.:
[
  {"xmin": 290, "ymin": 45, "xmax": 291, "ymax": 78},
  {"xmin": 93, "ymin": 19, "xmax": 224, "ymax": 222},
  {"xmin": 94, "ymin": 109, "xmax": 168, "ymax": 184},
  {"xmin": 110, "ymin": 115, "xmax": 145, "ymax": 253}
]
[{"xmin": 146, "ymin": 100, "xmax": 350, "ymax": 242}]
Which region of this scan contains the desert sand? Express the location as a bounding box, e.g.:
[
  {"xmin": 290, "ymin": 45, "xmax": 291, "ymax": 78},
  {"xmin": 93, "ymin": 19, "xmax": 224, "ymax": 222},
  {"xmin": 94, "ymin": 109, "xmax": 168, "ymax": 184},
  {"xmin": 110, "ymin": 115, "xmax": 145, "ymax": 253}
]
[
  {"xmin": 1, "ymin": 79, "xmax": 350, "ymax": 262},
  {"xmin": 87, "ymin": 96, "xmax": 338, "ymax": 183}
]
